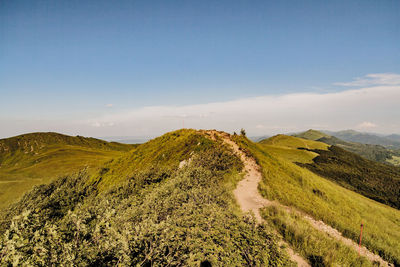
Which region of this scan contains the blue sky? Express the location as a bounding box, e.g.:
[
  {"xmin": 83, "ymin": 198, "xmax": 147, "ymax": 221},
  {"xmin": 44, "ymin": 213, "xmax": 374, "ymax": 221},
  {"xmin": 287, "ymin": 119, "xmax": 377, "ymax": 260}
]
[{"xmin": 1, "ymin": 0, "xmax": 399, "ymax": 138}]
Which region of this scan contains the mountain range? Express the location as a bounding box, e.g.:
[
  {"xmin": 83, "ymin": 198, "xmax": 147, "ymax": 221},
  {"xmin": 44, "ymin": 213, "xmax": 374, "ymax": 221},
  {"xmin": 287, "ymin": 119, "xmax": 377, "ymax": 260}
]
[{"xmin": 293, "ymin": 129, "xmax": 400, "ymax": 166}]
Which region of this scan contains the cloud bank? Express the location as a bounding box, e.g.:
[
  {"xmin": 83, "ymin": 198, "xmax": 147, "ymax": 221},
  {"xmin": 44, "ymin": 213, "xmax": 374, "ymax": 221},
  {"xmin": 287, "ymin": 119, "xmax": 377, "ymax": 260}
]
[
  {"xmin": 334, "ymin": 73, "xmax": 400, "ymax": 87},
  {"xmin": 1, "ymin": 73, "xmax": 399, "ymax": 138},
  {"xmin": 84, "ymin": 73, "xmax": 400, "ymax": 137}
]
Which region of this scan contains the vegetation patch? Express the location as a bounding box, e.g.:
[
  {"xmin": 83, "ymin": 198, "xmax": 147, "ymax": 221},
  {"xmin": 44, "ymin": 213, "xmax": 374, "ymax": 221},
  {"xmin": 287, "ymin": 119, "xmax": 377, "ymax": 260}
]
[
  {"xmin": 0, "ymin": 133, "xmax": 134, "ymax": 210},
  {"xmin": 261, "ymin": 205, "xmax": 373, "ymax": 267},
  {"xmin": 0, "ymin": 130, "xmax": 290, "ymax": 266},
  {"xmin": 232, "ymin": 134, "xmax": 400, "ymax": 266},
  {"xmin": 299, "ymin": 145, "xmax": 400, "ymax": 210}
]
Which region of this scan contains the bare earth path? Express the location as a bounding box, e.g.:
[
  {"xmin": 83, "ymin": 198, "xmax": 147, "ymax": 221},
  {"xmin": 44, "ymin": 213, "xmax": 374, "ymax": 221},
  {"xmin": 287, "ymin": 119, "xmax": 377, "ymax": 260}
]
[
  {"xmin": 203, "ymin": 130, "xmax": 310, "ymax": 267},
  {"xmin": 204, "ymin": 130, "xmax": 391, "ymax": 267}
]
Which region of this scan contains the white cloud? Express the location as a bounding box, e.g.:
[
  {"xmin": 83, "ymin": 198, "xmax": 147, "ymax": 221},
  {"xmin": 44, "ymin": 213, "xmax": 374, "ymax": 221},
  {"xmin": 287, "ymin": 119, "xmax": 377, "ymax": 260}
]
[
  {"xmin": 91, "ymin": 121, "xmax": 114, "ymax": 127},
  {"xmin": 83, "ymin": 76, "xmax": 400, "ymax": 136},
  {"xmin": 2, "ymin": 73, "xmax": 399, "ymax": 138},
  {"xmin": 334, "ymin": 73, "xmax": 400, "ymax": 87},
  {"xmin": 357, "ymin": 122, "xmax": 377, "ymax": 129},
  {"xmin": 105, "ymin": 104, "xmax": 113, "ymax": 108}
]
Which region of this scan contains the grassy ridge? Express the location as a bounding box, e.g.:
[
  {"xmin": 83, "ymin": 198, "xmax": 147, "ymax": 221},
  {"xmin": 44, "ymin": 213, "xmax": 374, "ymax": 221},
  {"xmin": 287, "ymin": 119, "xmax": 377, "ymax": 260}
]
[
  {"xmin": 299, "ymin": 145, "xmax": 400, "ymax": 210},
  {"xmin": 232, "ymin": 135, "xmax": 400, "ymax": 265},
  {"xmin": 259, "ymin": 135, "xmax": 329, "ymax": 164},
  {"xmin": 0, "ymin": 132, "xmax": 135, "ymax": 209},
  {"xmin": 89, "ymin": 129, "xmax": 217, "ymax": 188},
  {"xmin": 0, "ymin": 129, "xmax": 290, "ymax": 266},
  {"xmin": 293, "ymin": 129, "xmax": 330, "ymax": 141},
  {"xmin": 294, "ymin": 129, "xmax": 400, "ymax": 165}
]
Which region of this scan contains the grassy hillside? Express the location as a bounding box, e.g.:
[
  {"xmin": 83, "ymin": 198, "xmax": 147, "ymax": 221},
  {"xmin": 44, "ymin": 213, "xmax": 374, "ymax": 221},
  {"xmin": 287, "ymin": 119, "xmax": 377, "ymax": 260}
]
[
  {"xmin": 293, "ymin": 129, "xmax": 330, "ymax": 141},
  {"xmin": 0, "ymin": 129, "xmax": 290, "ymax": 266},
  {"xmin": 299, "ymin": 145, "xmax": 400, "ymax": 210},
  {"xmin": 294, "ymin": 129, "xmax": 400, "ymax": 165},
  {"xmin": 259, "ymin": 135, "xmax": 329, "ymax": 164},
  {"xmin": 89, "ymin": 129, "xmax": 217, "ymax": 189},
  {"xmin": 0, "ymin": 132, "xmax": 135, "ymax": 209},
  {"xmin": 233, "ymin": 134, "xmax": 400, "ymax": 265}
]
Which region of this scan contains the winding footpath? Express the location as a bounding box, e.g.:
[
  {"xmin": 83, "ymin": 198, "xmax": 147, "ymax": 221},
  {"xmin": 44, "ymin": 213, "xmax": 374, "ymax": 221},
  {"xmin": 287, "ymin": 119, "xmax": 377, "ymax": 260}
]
[
  {"xmin": 204, "ymin": 130, "xmax": 310, "ymax": 267},
  {"xmin": 204, "ymin": 130, "xmax": 391, "ymax": 267}
]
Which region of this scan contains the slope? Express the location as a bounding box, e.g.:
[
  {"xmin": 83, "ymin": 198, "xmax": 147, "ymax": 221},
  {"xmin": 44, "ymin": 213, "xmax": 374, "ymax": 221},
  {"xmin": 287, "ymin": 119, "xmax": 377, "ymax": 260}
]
[
  {"xmin": 0, "ymin": 132, "xmax": 135, "ymax": 209},
  {"xmin": 298, "ymin": 145, "xmax": 400, "ymax": 210},
  {"xmin": 294, "ymin": 129, "xmax": 400, "ymax": 165},
  {"xmin": 293, "ymin": 129, "xmax": 330, "ymax": 141},
  {"xmin": 234, "ymin": 134, "xmax": 400, "ymax": 265},
  {"xmin": 0, "ymin": 129, "xmax": 291, "ymax": 266},
  {"xmin": 259, "ymin": 134, "xmax": 329, "ymax": 164},
  {"xmin": 327, "ymin": 130, "xmax": 400, "ymax": 149}
]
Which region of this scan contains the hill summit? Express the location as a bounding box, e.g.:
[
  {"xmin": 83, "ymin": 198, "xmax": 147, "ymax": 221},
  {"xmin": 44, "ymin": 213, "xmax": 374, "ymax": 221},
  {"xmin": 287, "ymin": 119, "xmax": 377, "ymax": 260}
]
[{"xmin": 293, "ymin": 129, "xmax": 330, "ymax": 141}]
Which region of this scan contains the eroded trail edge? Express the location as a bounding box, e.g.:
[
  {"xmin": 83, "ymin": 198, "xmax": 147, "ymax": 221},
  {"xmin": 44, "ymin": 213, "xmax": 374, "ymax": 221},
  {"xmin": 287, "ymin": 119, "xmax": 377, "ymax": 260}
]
[{"xmin": 203, "ymin": 130, "xmax": 391, "ymax": 267}]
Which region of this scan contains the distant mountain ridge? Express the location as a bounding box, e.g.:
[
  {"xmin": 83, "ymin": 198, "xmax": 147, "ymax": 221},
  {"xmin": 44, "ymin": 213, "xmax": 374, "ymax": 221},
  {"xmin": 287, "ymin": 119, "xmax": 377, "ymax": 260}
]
[
  {"xmin": 324, "ymin": 129, "xmax": 400, "ymax": 149},
  {"xmin": 293, "ymin": 129, "xmax": 400, "ymax": 166},
  {"xmin": 387, "ymin": 134, "xmax": 400, "ymax": 143}
]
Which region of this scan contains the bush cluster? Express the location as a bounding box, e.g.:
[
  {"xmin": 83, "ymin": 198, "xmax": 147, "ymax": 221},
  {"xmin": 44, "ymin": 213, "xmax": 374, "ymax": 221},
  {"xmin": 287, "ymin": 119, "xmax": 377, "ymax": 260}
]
[{"xmin": 0, "ymin": 144, "xmax": 289, "ymax": 266}]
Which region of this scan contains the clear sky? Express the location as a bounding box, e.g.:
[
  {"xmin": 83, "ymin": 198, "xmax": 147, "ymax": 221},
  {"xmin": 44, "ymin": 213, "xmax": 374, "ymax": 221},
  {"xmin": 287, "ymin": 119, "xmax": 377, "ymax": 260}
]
[{"xmin": 1, "ymin": 0, "xmax": 399, "ymax": 138}]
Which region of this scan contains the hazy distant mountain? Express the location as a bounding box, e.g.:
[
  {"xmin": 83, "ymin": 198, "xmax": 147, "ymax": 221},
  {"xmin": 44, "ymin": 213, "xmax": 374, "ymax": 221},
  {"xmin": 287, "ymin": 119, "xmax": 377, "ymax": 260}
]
[
  {"xmin": 324, "ymin": 130, "xmax": 400, "ymax": 149},
  {"xmin": 249, "ymin": 135, "xmax": 271, "ymax": 142},
  {"xmin": 387, "ymin": 134, "xmax": 400, "ymax": 143},
  {"xmin": 293, "ymin": 129, "xmax": 400, "ymax": 166},
  {"xmin": 101, "ymin": 136, "xmax": 152, "ymax": 144}
]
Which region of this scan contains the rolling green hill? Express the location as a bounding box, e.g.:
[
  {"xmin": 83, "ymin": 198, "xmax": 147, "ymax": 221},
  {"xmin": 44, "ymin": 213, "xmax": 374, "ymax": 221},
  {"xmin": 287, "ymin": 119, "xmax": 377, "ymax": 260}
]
[
  {"xmin": 259, "ymin": 134, "xmax": 329, "ymax": 164},
  {"xmin": 2, "ymin": 129, "xmax": 400, "ymax": 266},
  {"xmin": 234, "ymin": 134, "xmax": 400, "ymax": 265},
  {"xmin": 0, "ymin": 129, "xmax": 290, "ymax": 266},
  {"xmin": 294, "ymin": 129, "xmax": 400, "ymax": 166},
  {"xmin": 293, "ymin": 129, "xmax": 330, "ymax": 141},
  {"xmin": 298, "ymin": 145, "xmax": 400, "ymax": 210},
  {"xmin": 0, "ymin": 132, "xmax": 135, "ymax": 209}
]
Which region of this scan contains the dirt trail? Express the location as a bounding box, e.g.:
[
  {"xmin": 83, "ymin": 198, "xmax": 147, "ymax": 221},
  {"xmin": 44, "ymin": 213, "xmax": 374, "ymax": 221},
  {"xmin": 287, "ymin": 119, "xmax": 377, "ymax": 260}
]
[
  {"xmin": 203, "ymin": 130, "xmax": 310, "ymax": 267},
  {"xmin": 203, "ymin": 130, "xmax": 391, "ymax": 267},
  {"xmin": 304, "ymin": 215, "xmax": 390, "ymax": 266}
]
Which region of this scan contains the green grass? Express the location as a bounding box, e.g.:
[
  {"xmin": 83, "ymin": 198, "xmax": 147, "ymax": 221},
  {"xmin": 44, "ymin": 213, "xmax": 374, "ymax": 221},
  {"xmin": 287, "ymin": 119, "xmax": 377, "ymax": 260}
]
[
  {"xmin": 89, "ymin": 129, "xmax": 218, "ymax": 188},
  {"xmin": 232, "ymin": 135, "xmax": 400, "ymax": 265},
  {"xmin": 299, "ymin": 145, "xmax": 400, "ymax": 210},
  {"xmin": 0, "ymin": 132, "xmax": 135, "ymax": 209},
  {"xmin": 293, "ymin": 129, "xmax": 330, "ymax": 141},
  {"xmin": 260, "ymin": 134, "xmax": 329, "ymax": 150},
  {"xmin": 387, "ymin": 155, "xmax": 400, "ymax": 165},
  {"xmin": 294, "ymin": 129, "xmax": 400, "ymax": 165},
  {"xmin": 261, "ymin": 205, "xmax": 373, "ymax": 266},
  {"xmin": 0, "ymin": 129, "xmax": 291, "ymax": 266},
  {"xmin": 258, "ymin": 135, "xmax": 329, "ymax": 164}
]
